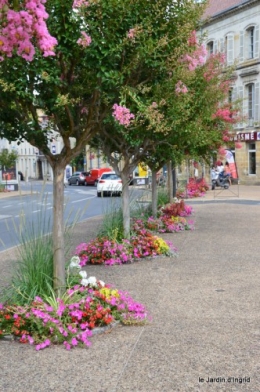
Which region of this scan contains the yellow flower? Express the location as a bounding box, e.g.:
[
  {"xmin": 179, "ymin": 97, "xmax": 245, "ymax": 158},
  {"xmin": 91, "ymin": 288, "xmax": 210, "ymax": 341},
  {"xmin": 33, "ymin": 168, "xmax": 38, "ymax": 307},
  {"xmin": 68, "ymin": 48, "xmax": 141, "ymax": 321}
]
[
  {"xmin": 153, "ymin": 236, "xmax": 170, "ymax": 254},
  {"xmin": 100, "ymin": 288, "xmax": 120, "ymax": 299}
]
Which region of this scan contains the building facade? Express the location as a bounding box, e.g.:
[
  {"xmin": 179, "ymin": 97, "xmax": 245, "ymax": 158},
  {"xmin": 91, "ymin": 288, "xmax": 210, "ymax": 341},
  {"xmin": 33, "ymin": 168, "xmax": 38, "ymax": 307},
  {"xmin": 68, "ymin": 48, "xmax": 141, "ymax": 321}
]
[
  {"xmin": 0, "ymin": 134, "xmax": 65, "ymax": 182},
  {"xmin": 201, "ymin": 0, "xmax": 260, "ymax": 184}
]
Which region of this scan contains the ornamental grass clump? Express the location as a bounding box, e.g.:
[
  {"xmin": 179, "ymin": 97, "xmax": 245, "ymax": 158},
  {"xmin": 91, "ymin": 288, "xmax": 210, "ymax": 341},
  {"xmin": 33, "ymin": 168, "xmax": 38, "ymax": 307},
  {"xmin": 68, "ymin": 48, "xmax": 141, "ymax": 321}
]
[{"xmin": 0, "ymin": 258, "xmax": 149, "ymax": 350}]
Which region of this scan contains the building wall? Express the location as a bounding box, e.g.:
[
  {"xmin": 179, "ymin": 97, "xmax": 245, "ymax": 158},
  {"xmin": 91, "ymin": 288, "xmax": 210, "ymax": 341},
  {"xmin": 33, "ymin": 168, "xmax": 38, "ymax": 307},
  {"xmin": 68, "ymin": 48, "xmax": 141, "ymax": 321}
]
[{"xmin": 201, "ymin": 0, "xmax": 260, "ymax": 185}]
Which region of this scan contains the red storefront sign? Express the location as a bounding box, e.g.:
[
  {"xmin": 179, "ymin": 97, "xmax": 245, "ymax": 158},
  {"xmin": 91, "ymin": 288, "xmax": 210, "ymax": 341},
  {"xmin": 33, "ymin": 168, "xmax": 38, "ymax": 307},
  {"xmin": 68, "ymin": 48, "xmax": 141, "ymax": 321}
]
[{"xmin": 232, "ymin": 131, "xmax": 260, "ymax": 142}]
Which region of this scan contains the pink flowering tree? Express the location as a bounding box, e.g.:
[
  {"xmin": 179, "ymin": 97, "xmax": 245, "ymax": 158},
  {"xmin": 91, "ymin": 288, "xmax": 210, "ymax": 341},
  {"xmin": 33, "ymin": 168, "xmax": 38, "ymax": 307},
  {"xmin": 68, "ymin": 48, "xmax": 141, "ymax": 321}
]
[
  {"xmin": 97, "ymin": 28, "xmax": 240, "ymax": 219},
  {"xmin": 0, "ymin": 0, "xmax": 208, "ymax": 292}
]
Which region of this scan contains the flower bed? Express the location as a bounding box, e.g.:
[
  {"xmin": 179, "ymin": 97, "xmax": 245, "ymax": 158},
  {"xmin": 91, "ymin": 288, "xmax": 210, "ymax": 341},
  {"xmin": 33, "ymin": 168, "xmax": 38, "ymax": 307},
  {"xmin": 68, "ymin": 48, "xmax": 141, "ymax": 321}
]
[
  {"xmin": 0, "ymin": 267, "xmax": 148, "ymax": 351},
  {"xmin": 136, "ymin": 199, "xmax": 194, "ymax": 233},
  {"xmin": 177, "ymin": 178, "xmax": 209, "ymax": 198},
  {"xmin": 75, "ymin": 199, "xmax": 194, "ymax": 265},
  {"xmin": 76, "ymin": 227, "xmax": 176, "ymax": 266}
]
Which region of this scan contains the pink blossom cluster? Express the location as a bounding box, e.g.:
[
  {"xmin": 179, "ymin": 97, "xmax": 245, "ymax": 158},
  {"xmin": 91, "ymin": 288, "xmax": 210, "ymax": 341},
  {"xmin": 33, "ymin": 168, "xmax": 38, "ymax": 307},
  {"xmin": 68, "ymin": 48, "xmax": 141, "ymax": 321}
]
[
  {"xmin": 127, "ymin": 28, "xmax": 136, "ymax": 39},
  {"xmin": 187, "ymin": 30, "xmax": 197, "ymax": 46},
  {"xmin": 0, "ymin": 0, "xmax": 58, "ymax": 61},
  {"xmin": 112, "ymin": 103, "xmax": 135, "ymax": 127},
  {"xmin": 182, "ymin": 44, "xmax": 207, "ymax": 71},
  {"xmin": 73, "ymin": 0, "xmax": 89, "ymax": 8},
  {"xmin": 175, "ymin": 80, "xmax": 188, "ymax": 95},
  {"xmin": 203, "ymin": 52, "xmax": 226, "ymax": 81},
  {"xmin": 77, "ymin": 31, "xmax": 92, "ymax": 47},
  {"xmin": 235, "ymin": 142, "xmax": 242, "ymax": 149},
  {"xmin": 212, "ymin": 108, "xmax": 235, "ymax": 124},
  {"xmin": 222, "ymin": 130, "xmax": 232, "ymax": 142}
]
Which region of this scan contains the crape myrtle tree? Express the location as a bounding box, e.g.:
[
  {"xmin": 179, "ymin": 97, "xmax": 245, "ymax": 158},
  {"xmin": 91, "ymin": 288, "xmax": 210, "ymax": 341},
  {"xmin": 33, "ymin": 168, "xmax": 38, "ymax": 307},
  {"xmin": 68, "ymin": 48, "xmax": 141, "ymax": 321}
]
[
  {"xmin": 0, "ymin": 0, "xmax": 206, "ymax": 293},
  {"xmin": 97, "ymin": 31, "xmax": 239, "ymax": 222},
  {"xmin": 147, "ymin": 36, "xmax": 239, "ymax": 211}
]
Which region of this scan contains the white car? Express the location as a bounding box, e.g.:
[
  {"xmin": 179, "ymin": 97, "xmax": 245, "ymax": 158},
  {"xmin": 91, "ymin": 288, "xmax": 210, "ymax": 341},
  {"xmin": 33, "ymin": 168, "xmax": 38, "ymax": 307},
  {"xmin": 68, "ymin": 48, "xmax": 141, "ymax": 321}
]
[{"xmin": 96, "ymin": 172, "xmax": 122, "ymax": 197}]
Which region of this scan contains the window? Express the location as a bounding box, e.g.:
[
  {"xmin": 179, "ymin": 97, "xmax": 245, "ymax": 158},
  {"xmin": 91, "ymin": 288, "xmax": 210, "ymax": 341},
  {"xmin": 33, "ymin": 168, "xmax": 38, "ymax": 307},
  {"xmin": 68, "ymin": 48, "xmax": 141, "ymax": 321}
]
[
  {"xmin": 247, "ymin": 27, "xmax": 254, "ymax": 59},
  {"xmin": 207, "ymin": 41, "xmax": 214, "ymax": 57},
  {"xmin": 240, "ymin": 26, "xmax": 259, "ymax": 62},
  {"xmin": 248, "ymin": 143, "xmax": 256, "ymax": 174}
]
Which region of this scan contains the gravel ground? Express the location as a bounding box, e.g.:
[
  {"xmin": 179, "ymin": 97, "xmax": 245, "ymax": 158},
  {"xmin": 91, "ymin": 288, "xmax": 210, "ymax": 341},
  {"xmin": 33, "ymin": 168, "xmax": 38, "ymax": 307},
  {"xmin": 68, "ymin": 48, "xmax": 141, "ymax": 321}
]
[{"xmin": 0, "ymin": 191, "xmax": 260, "ymax": 391}]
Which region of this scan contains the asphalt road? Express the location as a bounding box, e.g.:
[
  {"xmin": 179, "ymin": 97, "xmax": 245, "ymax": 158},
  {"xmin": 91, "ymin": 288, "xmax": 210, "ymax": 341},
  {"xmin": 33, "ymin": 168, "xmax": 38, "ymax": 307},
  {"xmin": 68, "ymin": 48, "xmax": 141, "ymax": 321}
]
[{"xmin": 0, "ymin": 181, "xmax": 144, "ymax": 252}]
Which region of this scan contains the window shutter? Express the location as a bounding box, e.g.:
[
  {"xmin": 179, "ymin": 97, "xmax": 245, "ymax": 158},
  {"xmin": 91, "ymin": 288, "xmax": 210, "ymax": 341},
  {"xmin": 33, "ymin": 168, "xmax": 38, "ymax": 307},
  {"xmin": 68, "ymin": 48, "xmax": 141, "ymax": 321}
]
[
  {"xmin": 244, "ymin": 85, "xmax": 249, "ymax": 123},
  {"xmin": 219, "ymin": 38, "xmax": 225, "ymax": 53},
  {"xmin": 213, "ymin": 40, "xmax": 218, "ymax": 54},
  {"xmin": 254, "ymin": 25, "xmax": 259, "ymax": 59},
  {"xmin": 255, "ymin": 82, "xmax": 259, "ymax": 123},
  {"xmin": 232, "ymin": 86, "xmax": 237, "ymax": 102},
  {"xmin": 238, "ymin": 85, "xmax": 244, "ymax": 128},
  {"xmin": 227, "ymin": 34, "xmax": 234, "ymax": 65},
  {"xmin": 240, "ymin": 31, "xmax": 244, "ymax": 62}
]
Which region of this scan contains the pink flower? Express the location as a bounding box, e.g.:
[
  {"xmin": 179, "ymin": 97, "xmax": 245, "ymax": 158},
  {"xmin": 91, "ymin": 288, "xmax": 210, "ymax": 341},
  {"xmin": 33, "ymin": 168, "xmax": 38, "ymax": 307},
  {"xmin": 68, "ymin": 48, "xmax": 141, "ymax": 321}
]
[
  {"xmin": 63, "ymin": 342, "xmax": 71, "ymax": 350},
  {"xmin": 73, "ymin": 0, "xmax": 89, "ymax": 7},
  {"xmin": 127, "ymin": 28, "xmax": 136, "ymax": 39},
  {"xmin": 71, "ymin": 337, "xmax": 78, "ymax": 346},
  {"xmin": 175, "ymin": 80, "xmax": 188, "ymax": 95},
  {"xmin": 235, "ymin": 142, "xmax": 242, "ymax": 149},
  {"xmin": 0, "ymin": 1, "xmax": 57, "ymax": 61},
  {"xmin": 77, "ymin": 31, "xmax": 92, "ymax": 47},
  {"xmin": 112, "ymin": 104, "xmax": 135, "ymax": 127}
]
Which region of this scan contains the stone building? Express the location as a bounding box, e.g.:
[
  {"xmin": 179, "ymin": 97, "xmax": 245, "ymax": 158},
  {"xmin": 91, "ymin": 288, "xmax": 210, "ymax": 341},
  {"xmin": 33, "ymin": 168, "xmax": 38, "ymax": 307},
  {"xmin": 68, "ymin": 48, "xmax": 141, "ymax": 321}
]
[{"xmin": 201, "ymin": 0, "xmax": 260, "ymax": 184}]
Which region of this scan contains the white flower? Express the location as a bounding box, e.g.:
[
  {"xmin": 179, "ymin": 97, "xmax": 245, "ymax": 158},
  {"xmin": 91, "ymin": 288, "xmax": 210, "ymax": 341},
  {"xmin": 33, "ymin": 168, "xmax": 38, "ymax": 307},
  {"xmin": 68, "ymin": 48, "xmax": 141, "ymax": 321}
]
[
  {"xmin": 69, "ymin": 256, "xmax": 81, "ymax": 269},
  {"xmin": 79, "ymin": 270, "xmax": 90, "ymax": 286},
  {"xmin": 79, "ymin": 270, "xmax": 87, "ymax": 279},
  {"xmin": 80, "ymin": 278, "xmax": 89, "ymax": 287},
  {"xmin": 88, "ymin": 276, "xmax": 97, "ymax": 285},
  {"xmin": 99, "ymin": 280, "xmax": 105, "ymax": 287}
]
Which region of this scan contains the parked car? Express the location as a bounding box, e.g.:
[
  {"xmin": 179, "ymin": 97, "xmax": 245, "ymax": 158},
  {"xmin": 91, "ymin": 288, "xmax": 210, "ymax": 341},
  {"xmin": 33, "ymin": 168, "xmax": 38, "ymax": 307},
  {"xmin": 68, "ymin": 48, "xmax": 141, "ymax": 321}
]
[
  {"xmin": 67, "ymin": 171, "xmax": 88, "ymax": 186},
  {"xmin": 85, "ymin": 168, "xmax": 112, "ymax": 186},
  {"xmin": 97, "ymin": 172, "xmax": 122, "ymax": 197}
]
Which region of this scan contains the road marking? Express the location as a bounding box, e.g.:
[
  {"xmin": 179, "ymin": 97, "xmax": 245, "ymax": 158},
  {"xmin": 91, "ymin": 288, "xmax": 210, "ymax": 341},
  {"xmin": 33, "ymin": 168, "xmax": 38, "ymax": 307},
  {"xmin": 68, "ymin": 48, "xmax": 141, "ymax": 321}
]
[
  {"xmin": 0, "ymin": 215, "xmax": 12, "ymax": 220},
  {"xmin": 71, "ymin": 196, "xmax": 95, "ymax": 203},
  {"xmin": 75, "ymin": 190, "xmax": 96, "ymax": 195},
  {"xmin": 1, "ymin": 205, "xmax": 12, "ymax": 208},
  {"xmin": 32, "ymin": 210, "xmax": 41, "ymax": 213}
]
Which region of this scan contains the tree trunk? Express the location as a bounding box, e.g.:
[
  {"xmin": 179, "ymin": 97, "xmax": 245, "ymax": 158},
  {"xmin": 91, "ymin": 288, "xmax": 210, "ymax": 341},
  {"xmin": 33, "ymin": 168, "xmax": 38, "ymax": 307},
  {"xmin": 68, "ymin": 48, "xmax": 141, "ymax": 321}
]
[
  {"xmin": 52, "ymin": 163, "xmax": 66, "ymax": 296},
  {"xmin": 121, "ymin": 173, "xmax": 131, "ymax": 239},
  {"xmin": 167, "ymin": 161, "xmax": 173, "ymax": 203},
  {"xmin": 151, "ymin": 170, "xmax": 158, "ymax": 217},
  {"xmin": 172, "ymin": 167, "xmax": 177, "ymax": 198}
]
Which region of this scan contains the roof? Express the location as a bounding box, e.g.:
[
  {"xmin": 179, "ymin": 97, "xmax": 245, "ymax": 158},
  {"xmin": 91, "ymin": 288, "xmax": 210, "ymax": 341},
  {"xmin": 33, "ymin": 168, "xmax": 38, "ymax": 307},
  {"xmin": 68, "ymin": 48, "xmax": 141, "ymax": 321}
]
[{"xmin": 203, "ymin": 0, "xmax": 251, "ymax": 18}]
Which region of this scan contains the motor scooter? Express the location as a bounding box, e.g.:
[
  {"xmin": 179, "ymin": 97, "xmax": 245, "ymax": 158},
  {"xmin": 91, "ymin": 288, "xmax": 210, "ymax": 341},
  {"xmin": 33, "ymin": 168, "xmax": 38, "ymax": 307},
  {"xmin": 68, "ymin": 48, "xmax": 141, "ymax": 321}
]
[{"xmin": 211, "ymin": 170, "xmax": 230, "ymax": 190}]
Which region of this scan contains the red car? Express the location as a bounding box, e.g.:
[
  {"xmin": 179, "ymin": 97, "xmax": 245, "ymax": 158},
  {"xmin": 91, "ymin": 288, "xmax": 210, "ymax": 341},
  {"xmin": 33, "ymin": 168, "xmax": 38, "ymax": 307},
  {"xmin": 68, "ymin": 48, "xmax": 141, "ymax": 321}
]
[{"xmin": 85, "ymin": 168, "xmax": 112, "ymax": 186}]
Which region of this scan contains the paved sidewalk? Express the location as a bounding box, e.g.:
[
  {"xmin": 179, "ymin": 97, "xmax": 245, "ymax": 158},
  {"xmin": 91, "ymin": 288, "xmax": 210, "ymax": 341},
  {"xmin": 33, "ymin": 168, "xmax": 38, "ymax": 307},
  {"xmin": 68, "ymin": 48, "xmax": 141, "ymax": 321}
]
[{"xmin": 0, "ymin": 186, "xmax": 259, "ymax": 391}]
